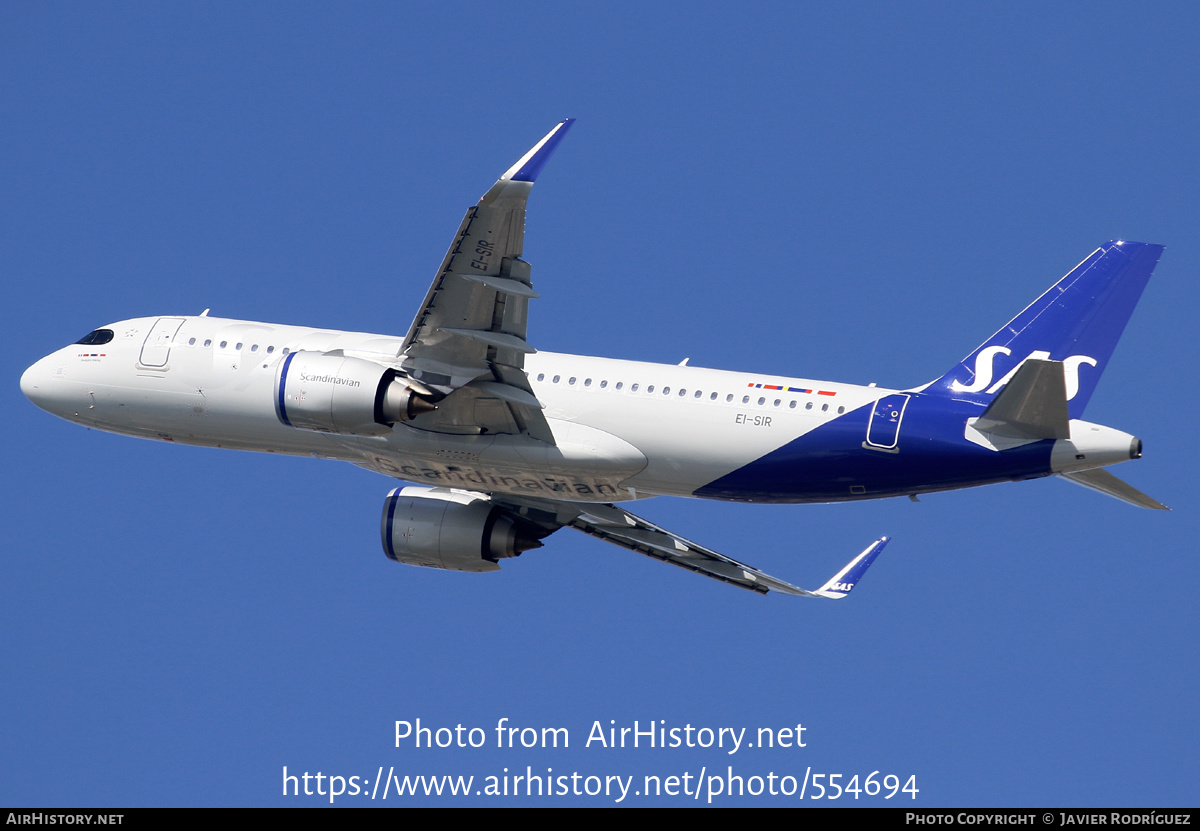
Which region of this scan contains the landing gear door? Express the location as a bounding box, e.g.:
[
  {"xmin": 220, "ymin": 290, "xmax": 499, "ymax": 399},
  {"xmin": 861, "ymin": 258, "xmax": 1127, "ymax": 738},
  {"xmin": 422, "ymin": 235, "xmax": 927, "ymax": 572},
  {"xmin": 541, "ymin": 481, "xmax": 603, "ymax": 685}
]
[
  {"xmin": 139, "ymin": 317, "xmax": 185, "ymax": 368},
  {"xmin": 865, "ymin": 393, "xmax": 910, "ymax": 452}
]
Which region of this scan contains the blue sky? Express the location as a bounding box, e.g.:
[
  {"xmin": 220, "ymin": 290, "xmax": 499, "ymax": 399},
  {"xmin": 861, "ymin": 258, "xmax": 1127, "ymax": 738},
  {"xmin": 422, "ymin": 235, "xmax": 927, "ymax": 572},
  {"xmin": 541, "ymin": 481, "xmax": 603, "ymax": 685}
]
[{"xmin": 2, "ymin": 2, "xmax": 1196, "ymax": 807}]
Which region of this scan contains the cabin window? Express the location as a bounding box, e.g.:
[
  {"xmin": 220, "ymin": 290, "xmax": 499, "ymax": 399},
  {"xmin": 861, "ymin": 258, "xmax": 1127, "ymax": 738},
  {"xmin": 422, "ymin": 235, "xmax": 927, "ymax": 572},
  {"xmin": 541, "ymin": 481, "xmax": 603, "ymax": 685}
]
[
  {"xmin": 822, "ymin": 403, "xmax": 829, "ymax": 412},
  {"xmin": 600, "ymin": 380, "xmax": 608, "ymax": 388},
  {"xmin": 552, "ymin": 375, "xmax": 560, "ymax": 383},
  {"xmin": 838, "ymin": 406, "xmax": 845, "ymax": 414},
  {"xmin": 568, "ymin": 377, "xmax": 576, "ymax": 385},
  {"xmin": 662, "ymin": 387, "xmax": 670, "ymax": 395},
  {"xmin": 584, "ymin": 378, "xmax": 592, "ymax": 387},
  {"xmin": 187, "ymin": 337, "xmax": 196, "ymax": 346},
  {"xmin": 281, "ymin": 347, "xmax": 290, "ymax": 355},
  {"xmin": 757, "ymin": 397, "xmax": 765, "ymax": 405},
  {"xmin": 203, "ymin": 339, "xmax": 212, "ymax": 348},
  {"xmin": 251, "ymin": 344, "xmax": 259, "ymax": 352},
  {"xmin": 631, "ymin": 383, "xmax": 639, "ymax": 391},
  {"xmin": 235, "ymin": 343, "xmax": 242, "ymax": 350},
  {"xmin": 742, "ymin": 395, "xmax": 750, "ymax": 404},
  {"xmin": 806, "ymin": 402, "xmax": 813, "ymax": 410},
  {"xmin": 789, "ymin": 400, "xmax": 797, "ymax": 409},
  {"xmin": 773, "ymin": 399, "xmax": 780, "ymax": 407},
  {"xmin": 537, "ymin": 373, "xmax": 545, "ymax": 381},
  {"xmin": 726, "ymin": 394, "xmax": 733, "ymax": 402},
  {"xmin": 615, "ymin": 382, "xmax": 623, "ymax": 390},
  {"xmin": 219, "ymin": 341, "xmax": 228, "ymax": 348},
  {"xmin": 647, "ymin": 385, "xmax": 655, "ymax": 393}
]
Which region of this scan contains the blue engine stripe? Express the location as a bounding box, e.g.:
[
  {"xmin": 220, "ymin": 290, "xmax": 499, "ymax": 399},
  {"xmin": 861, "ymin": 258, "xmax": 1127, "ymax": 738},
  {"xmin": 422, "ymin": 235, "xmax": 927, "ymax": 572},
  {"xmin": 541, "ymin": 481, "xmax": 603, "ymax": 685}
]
[
  {"xmin": 276, "ymin": 351, "xmax": 297, "ymax": 427},
  {"xmin": 384, "ymin": 490, "xmax": 398, "ymax": 560}
]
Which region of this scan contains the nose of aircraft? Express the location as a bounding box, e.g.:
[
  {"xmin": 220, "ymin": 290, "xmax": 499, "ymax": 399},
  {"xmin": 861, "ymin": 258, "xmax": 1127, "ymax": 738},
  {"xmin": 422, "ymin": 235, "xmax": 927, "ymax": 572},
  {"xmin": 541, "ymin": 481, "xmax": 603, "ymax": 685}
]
[
  {"xmin": 20, "ymin": 358, "xmax": 44, "ymax": 405},
  {"xmin": 20, "ymin": 353, "xmax": 66, "ymax": 415}
]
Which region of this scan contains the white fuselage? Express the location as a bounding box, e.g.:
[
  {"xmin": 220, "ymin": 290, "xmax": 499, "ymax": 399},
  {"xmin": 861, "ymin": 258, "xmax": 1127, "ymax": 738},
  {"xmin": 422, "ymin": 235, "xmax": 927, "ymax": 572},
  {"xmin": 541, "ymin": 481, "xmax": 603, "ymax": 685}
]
[{"xmin": 21, "ymin": 315, "xmax": 888, "ymax": 503}]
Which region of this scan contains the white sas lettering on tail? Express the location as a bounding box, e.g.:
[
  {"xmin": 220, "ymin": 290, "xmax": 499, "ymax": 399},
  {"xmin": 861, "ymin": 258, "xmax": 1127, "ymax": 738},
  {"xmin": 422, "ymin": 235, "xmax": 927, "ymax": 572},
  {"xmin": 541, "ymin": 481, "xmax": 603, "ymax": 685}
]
[
  {"xmin": 953, "ymin": 347, "xmax": 1097, "ymax": 400},
  {"xmin": 950, "ymin": 346, "xmax": 1012, "ymax": 393}
]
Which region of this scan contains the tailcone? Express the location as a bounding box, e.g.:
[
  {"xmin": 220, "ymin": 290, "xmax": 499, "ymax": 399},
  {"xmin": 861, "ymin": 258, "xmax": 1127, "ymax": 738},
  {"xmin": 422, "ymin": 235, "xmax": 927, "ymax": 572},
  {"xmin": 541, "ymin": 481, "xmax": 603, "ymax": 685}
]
[{"xmin": 1051, "ymin": 421, "xmax": 1141, "ymax": 474}]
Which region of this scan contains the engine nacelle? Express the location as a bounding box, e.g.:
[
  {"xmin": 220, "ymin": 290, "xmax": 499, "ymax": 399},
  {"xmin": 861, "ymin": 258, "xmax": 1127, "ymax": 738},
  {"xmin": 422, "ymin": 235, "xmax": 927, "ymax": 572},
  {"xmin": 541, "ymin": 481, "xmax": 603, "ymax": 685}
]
[
  {"xmin": 274, "ymin": 351, "xmax": 434, "ymax": 436},
  {"xmin": 381, "ymin": 487, "xmax": 543, "ymax": 572}
]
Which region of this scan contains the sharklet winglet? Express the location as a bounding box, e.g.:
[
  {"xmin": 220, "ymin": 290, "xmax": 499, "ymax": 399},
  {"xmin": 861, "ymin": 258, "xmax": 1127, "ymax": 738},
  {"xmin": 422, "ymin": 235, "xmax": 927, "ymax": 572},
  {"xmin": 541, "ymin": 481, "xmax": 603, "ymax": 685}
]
[
  {"xmin": 809, "ymin": 537, "xmax": 891, "ymax": 599},
  {"xmin": 501, "ymin": 118, "xmax": 575, "ymax": 183}
]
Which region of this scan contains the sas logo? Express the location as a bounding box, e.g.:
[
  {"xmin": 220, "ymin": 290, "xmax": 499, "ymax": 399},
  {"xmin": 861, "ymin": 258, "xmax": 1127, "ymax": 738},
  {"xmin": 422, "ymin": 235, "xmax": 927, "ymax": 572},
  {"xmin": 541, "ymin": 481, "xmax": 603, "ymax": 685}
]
[
  {"xmin": 829, "ymin": 582, "xmax": 855, "ymax": 593},
  {"xmin": 951, "ymin": 347, "xmax": 1097, "ymax": 400}
]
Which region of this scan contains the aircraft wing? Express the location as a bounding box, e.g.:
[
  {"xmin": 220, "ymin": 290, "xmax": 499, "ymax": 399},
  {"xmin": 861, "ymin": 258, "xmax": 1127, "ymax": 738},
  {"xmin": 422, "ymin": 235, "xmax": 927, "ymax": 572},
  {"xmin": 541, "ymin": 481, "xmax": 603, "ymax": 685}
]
[
  {"xmin": 398, "ymin": 120, "xmax": 574, "ymax": 444},
  {"xmin": 496, "ymin": 496, "xmax": 889, "ymax": 597}
]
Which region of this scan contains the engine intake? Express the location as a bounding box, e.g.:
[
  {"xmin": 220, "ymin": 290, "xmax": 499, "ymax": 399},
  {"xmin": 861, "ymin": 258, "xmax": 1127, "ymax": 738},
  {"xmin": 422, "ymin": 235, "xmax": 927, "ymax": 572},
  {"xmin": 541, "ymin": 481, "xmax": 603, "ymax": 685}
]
[
  {"xmin": 274, "ymin": 351, "xmax": 435, "ymax": 436},
  {"xmin": 381, "ymin": 487, "xmax": 544, "ymax": 572}
]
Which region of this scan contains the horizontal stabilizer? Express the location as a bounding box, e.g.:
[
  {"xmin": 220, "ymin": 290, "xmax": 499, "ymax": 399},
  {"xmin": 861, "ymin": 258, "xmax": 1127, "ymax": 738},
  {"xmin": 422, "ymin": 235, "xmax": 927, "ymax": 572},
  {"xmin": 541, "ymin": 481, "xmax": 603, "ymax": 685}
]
[
  {"xmin": 973, "ymin": 359, "xmax": 1070, "ymax": 440},
  {"xmin": 1060, "ymin": 468, "xmax": 1169, "ymax": 510}
]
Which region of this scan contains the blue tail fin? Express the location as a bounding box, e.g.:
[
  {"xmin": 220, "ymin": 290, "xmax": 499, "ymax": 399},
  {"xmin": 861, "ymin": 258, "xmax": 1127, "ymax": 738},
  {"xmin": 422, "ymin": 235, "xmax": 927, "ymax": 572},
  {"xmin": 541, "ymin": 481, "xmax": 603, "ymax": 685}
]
[{"xmin": 928, "ymin": 241, "xmax": 1163, "ymax": 418}]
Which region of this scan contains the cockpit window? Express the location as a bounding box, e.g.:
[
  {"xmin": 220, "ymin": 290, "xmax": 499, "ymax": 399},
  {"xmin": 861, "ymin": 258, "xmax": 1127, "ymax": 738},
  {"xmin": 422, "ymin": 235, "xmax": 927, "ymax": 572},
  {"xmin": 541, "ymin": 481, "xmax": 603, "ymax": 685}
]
[{"xmin": 75, "ymin": 329, "xmax": 114, "ymax": 346}]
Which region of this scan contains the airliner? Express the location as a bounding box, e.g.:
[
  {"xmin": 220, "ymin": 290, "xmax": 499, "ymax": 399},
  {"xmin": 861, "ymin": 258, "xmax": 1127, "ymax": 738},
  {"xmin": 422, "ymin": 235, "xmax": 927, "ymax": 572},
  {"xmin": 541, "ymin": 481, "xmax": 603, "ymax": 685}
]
[{"xmin": 19, "ymin": 119, "xmax": 1167, "ymax": 597}]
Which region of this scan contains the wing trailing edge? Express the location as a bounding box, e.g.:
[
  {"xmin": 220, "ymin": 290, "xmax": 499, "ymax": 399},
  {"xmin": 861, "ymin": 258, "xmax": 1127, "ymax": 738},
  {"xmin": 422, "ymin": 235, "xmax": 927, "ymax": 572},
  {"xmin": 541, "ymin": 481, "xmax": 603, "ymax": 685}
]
[{"xmin": 496, "ymin": 495, "xmax": 890, "ymax": 597}]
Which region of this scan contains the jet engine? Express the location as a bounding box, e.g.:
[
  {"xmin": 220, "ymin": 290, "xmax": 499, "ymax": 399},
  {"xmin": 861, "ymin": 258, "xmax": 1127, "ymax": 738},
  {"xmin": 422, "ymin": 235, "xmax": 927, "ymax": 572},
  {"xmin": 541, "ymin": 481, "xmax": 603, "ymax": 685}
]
[
  {"xmin": 274, "ymin": 351, "xmax": 435, "ymax": 436},
  {"xmin": 381, "ymin": 487, "xmax": 546, "ymax": 572}
]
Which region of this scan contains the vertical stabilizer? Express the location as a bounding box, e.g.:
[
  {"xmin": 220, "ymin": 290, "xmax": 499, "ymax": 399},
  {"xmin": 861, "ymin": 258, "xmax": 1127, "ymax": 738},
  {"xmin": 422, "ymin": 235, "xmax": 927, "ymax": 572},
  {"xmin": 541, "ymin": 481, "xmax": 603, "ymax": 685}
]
[{"xmin": 928, "ymin": 241, "xmax": 1163, "ymax": 418}]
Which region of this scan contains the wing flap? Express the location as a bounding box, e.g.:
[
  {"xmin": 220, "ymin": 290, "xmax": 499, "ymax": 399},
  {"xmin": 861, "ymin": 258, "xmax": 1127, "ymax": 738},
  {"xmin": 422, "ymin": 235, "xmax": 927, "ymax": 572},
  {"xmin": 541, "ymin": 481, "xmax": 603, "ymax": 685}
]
[
  {"xmin": 439, "ymin": 328, "xmax": 536, "ymax": 354},
  {"xmin": 460, "ymin": 273, "xmax": 541, "ymax": 299}
]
